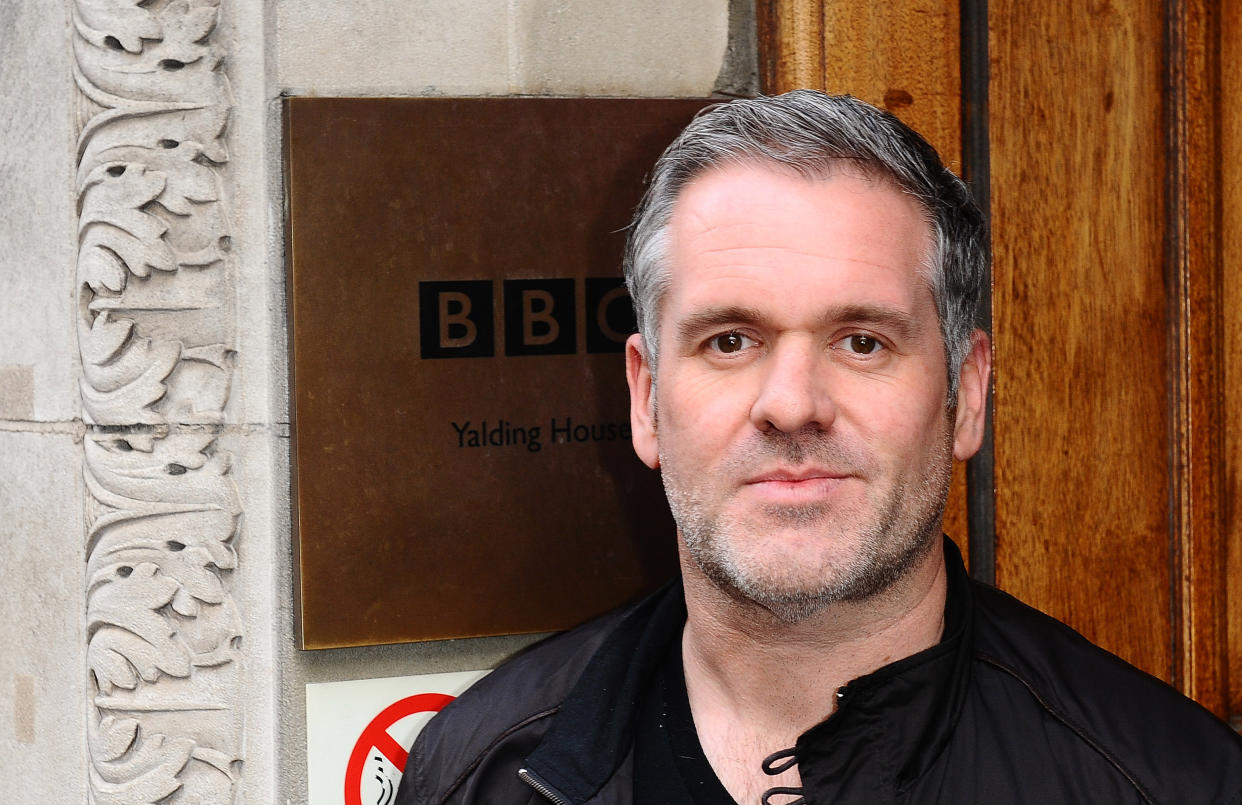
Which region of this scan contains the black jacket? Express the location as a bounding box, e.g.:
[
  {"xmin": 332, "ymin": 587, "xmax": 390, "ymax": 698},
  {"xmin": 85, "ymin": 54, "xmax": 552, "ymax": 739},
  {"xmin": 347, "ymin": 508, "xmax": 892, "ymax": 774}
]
[{"xmin": 398, "ymin": 539, "xmax": 1242, "ymax": 804}]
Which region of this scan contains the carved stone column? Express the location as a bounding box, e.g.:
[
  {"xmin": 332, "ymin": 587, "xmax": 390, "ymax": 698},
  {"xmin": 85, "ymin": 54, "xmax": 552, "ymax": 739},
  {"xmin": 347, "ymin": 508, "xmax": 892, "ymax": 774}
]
[{"xmin": 73, "ymin": 0, "xmax": 244, "ymax": 800}]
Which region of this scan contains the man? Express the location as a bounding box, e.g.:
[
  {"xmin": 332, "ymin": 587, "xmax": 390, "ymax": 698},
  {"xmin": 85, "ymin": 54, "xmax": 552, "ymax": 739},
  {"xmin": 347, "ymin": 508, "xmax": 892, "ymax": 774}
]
[{"xmin": 397, "ymin": 91, "xmax": 1242, "ymax": 804}]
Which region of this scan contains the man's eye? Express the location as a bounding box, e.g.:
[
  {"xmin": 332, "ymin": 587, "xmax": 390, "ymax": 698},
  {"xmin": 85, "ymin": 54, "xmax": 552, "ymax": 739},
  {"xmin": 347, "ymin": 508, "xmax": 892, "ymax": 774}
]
[
  {"xmin": 710, "ymin": 332, "xmax": 753, "ymax": 354},
  {"xmin": 839, "ymin": 334, "xmax": 883, "ymax": 355}
]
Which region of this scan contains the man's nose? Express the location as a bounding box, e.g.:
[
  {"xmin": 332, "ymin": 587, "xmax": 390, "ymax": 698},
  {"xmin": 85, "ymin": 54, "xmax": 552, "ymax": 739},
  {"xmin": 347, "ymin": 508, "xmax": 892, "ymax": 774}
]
[{"xmin": 748, "ymin": 338, "xmax": 836, "ymax": 433}]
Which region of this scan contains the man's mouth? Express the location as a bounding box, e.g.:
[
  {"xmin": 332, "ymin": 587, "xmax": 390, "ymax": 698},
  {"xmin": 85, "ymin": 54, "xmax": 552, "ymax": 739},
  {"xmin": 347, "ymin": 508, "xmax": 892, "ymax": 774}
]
[
  {"xmin": 742, "ymin": 467, "xmax": 853, "ymax": 504},
  {"xmin": 745, "ymin": 466, "xmax": 851, "ymax": 485}
]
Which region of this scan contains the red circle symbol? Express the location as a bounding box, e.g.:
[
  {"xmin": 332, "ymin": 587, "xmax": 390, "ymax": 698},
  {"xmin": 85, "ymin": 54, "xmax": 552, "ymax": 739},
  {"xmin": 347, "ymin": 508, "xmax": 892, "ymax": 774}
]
[{"xmin": 344, "ymin": 692, "xmax": 454, "ymax": 805}]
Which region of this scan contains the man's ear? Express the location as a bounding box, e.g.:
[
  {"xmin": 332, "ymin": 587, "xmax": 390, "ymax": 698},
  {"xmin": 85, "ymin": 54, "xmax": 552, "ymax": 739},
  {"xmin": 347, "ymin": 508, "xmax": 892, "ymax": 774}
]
[
  {"xmin": 952, "ymin": 329, "xmax": 992, "ymax": 461},
  {"xmin": 626, "ymin": 333, "xmax": 660, "ymax": 469}
]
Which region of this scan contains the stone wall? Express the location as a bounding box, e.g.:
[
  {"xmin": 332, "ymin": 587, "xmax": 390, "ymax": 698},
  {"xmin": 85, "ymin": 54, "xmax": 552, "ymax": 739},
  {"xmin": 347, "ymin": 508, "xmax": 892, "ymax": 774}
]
[
  {"xmin": 0, "ymin": 1, "xmax": 754, "ymax": 801},
  {"xmin": 1, "ymin": 0, "xmax": 87, "ymax": 801}
]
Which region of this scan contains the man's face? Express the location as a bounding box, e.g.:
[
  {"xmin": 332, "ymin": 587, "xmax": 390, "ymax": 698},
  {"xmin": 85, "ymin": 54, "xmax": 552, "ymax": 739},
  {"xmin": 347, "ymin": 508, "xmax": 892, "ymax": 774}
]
[{"xmin": 626, "ymin": 162, "xmax": 988, "ymax": 621}]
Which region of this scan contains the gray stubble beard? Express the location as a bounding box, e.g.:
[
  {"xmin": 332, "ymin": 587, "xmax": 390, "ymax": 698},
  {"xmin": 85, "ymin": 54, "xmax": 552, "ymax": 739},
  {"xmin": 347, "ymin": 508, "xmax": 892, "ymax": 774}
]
[{"xmin": 661, "ymin": 427, "xmax": 954, "ymax": 624}]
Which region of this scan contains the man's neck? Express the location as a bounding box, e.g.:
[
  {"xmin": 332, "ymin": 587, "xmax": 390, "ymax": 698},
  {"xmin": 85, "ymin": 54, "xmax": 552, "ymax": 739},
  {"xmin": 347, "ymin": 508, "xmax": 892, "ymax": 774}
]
[{"xmin": 679, "ymin": 541, "xmax": 949, "ymax": 803}]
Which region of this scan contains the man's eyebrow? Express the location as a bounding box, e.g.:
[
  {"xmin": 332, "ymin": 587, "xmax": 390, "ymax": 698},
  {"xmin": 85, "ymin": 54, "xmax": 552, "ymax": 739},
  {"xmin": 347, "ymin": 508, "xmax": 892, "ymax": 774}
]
[
  {"xmin": 822, "ymin": 304, "xmax": 925, "ymax": 341},
  {"xmin": 674, "ymin": 304, "xmax": 926, "ymax": 342},
  {"xmin": 675, "ymin": 306, "xmax": 766, "ymax": 342}
]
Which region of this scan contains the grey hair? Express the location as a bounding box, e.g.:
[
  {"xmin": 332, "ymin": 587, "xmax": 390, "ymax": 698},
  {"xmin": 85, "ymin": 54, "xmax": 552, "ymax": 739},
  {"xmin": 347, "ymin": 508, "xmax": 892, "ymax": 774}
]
[{"xmin": 623, "ymin": 90, "xmax": 988, "ymax": 400}]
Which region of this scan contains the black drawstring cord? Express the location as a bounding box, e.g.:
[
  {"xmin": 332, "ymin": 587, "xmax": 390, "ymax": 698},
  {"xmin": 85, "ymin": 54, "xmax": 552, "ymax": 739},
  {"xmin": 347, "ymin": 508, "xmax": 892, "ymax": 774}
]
[
  {"xmin": 760, "ymin": 747, "xmax": 807, "ymax": 805},
  {"xmin": 760, "ymin": 787, "xmax": 807, "ymax": 805},
  {"xmin": 761, "ymin": 746, "xmax": 799, "ymax": 775}
]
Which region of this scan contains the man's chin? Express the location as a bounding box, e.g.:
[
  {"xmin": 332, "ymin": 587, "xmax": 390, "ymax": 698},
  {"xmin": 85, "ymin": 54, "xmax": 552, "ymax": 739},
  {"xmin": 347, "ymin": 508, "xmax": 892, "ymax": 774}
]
[
  {"xmin": 692, "ymin": 531, "xmax": 938, "ymax": 619},
  {"xmin": 694, "ymin": 550, "xmax": 858, "ymax": 618}
]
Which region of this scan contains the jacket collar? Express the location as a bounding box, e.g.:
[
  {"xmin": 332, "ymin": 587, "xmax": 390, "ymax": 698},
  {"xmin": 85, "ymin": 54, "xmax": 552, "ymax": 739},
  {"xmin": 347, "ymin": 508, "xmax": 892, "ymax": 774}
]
[
  {"xmin": 525, "ymin": 537, "xmax": 976, "ymax": 802},
  {"xmin": 796, "ymin": 538, "xmax": 974, "ymax": 796},
  {"xmin": 523, "ymin": 576, "xmax": 686, "ymax": 803}
]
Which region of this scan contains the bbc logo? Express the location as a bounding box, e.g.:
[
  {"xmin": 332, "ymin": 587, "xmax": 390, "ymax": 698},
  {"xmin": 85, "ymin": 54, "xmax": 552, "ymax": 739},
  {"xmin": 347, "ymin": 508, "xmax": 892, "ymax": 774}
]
[{"xmin": 418, "ymin": 278, "xmax": 636, "ymax": 359}]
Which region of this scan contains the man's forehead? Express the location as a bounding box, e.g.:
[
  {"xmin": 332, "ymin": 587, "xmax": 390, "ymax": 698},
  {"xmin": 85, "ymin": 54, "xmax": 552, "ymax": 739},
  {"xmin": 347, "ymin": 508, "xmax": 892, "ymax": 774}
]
[
  {"xmin": 648, "ymin": 162, "xmax": 940, "ymax": 351},
  {"xmin": 671, "ymin": 161, "xmax": 927, "ymax": 242},
  {"xmin": 666, "ymin": 163, "xmax": 933, "ymax": 282}
]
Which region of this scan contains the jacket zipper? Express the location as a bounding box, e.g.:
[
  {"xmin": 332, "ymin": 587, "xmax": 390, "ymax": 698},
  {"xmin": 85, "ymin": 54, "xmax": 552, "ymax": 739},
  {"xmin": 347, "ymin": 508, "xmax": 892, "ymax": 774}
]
[{"xmin": 517, "ymin": 767, "xmax": 572, "ymax": 805}]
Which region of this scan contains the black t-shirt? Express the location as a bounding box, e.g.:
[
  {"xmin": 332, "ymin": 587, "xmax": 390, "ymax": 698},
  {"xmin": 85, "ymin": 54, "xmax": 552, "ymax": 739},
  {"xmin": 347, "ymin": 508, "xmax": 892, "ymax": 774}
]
[{"xmin": 632, "ymin": 640, "xmax": 737, "ymax": 804}]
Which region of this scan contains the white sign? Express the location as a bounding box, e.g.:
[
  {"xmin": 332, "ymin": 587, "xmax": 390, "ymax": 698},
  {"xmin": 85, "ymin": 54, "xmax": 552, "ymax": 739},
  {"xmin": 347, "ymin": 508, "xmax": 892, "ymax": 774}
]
[{"xmin": 306, "ymin": 669, "xmax": 490, "ymax": 805}]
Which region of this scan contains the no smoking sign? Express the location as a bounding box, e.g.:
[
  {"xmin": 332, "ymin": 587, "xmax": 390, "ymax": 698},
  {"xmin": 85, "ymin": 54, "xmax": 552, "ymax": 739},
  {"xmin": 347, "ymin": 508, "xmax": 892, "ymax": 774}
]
[
  {"xmin": 307, "ymin": 670, "xmax": 490, "ymax": 805},
  {"xmin": 344, "ymin": 693, "xmax": 452, "ymax": 805}
]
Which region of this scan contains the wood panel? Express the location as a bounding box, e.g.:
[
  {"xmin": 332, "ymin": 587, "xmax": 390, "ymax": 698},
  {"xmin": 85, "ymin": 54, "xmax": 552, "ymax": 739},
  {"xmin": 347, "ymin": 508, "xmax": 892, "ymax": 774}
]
[
  {"xmin": 989, "ymin": 2, "xmax": 1173, "ymax": 679},
  {"xmin": 1223, "ymin": 3, "xmax": 1242, "ymax": 721},
  {"xmin": 759, "ymin": 0, "xmax": 961, "ymax": 163},
  {"xmin": 1167, "ymin": 0, "xmax": 1229, "ymax": 716},
  {"xmin": 755, "ymin": 0, "xmax": 970, "ymax": 555}
]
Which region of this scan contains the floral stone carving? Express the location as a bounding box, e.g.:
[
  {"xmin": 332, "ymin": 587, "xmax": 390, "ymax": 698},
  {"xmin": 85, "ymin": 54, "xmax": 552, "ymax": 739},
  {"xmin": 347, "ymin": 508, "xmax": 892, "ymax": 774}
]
[{"xmin": 74, "ymin": 1, "xmax": 244, "ymax": 801}]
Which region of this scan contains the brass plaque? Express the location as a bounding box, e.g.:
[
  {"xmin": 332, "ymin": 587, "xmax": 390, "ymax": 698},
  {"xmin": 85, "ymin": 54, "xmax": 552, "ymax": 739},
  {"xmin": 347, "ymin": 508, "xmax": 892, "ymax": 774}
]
[{"xmin": 287, "ymin": 97, "xmax": 712, "ymax": 649}]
